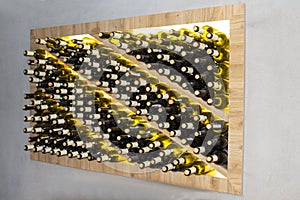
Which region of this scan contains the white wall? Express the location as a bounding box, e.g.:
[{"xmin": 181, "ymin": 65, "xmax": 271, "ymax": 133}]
[{"xmin": 0, "ymin": 0, "xmax": 299, "ymax": 199}]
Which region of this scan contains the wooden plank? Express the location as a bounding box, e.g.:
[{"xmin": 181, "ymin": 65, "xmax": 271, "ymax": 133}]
[
  {"xmin": 227, "ymin": 5, "xmax": 245, "ymax": 194},
  {"xmin": 28, "ymin": 3, "xmax": 245, "ymax": 194}
]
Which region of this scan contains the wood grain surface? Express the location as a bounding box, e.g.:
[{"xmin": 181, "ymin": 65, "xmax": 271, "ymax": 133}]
[{"xmin": 29, "ymin": 3, "xmax": 245, "ymax": 194}]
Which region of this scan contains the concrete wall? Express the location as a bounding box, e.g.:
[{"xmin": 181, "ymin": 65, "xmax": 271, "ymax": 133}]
[{"xmin": 0, "ymin": 0, "xmax": 299, "ymax": 199}]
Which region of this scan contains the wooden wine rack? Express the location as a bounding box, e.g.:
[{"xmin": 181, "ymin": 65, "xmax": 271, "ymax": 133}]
[
  {"xmin": 28, "ymin": 4, "xmax": 244, "ymax": 194},
  {"xmin": 100, "ymin": 39, "xmax": 229, "ymax": 177}
]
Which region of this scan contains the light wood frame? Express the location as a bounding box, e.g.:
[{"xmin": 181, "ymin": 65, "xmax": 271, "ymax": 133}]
[{"xmin": 29, "ymin": 3, "xmax": 245, "ymax": 194}]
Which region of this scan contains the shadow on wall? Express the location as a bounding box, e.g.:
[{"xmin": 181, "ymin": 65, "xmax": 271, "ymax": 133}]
[
  {"xmin": 171, "ymin": 195, "xmax": 219, "ymax": 200},
  {"xmin": 52, "ymin": 198, "xmax": 118, "ymax": 200},
  {"xmin": 51, "ymin": 195, "xmax": 218, "ymax": 200}
]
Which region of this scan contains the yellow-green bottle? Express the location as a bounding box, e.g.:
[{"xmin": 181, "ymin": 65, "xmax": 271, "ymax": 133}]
[
  {"xmin": 172, "ymin": 152, "xmax": 198, "ymax": 166},
  {"xmin": 184, "ymin": 160, "xmax": 215, "ymax": 176}
]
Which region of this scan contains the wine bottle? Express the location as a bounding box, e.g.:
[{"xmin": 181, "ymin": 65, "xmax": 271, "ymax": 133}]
[
  {"xmin": 96, "ymin": 150, "xmax": 127, "ymax": 163},
  {"xmin": 138, "ymin": 160, "xmax": 152, "ymax": 169},
  {"xmin": 193, "ymin": 25, "xmax": 213, "ymax": 41},
  {"xmin": 206, "ymin": 120, "xmax": 228, "ymax": 133},
  {"xmin": 206, "ymin": 135, "xmax": 228, "ymax": 149},
  {"xmin": 77, "ymin": 37, "xmax": 100, "ymax": 50},
  {"xmin": 193, "ymin": 130, "xmax": 228, "ymax": 155},
  {"xmin": 162, "ymin": 163, "xmax": 185, "ymax": 173},
  {"xmin": 180, "ymin": 34, "xmax": 196, "ymax": 44},
  {"xmin": 23, "ymin": 144, "xmax": 37, "ymax": 151},
  {"xmin": 184, "ymin": 161, "xmax": 213, "ymax": 176},
  {"xmin": 206, "ymin": 63, "xmax": 229, "ymax": 80},
  {"xmin": 158, "ymin": 142, "xmax": 183, "ymax": 156},
  {"xmin": 68, "ymin": 150, "xmax": 85, "ymax": 158},
  {"xmin": 41, "ymin": 145, "xmax": 54, "ymax": 154},
  {"xmin": 162, "ymin": 153, "xmax": 196, "ymax": 172},
  {"xmin": 172, "ymin": 152, "xmax": 198, "ymax": 166},
  {"xmin": 27, "ymin": 136, "xmax": 42, "ymax": 142},
  {"xmin": 148, "ymin": 135, "xmax": 172, "ymax": 149},
  {"xmin": 157, "ymin": 89, "xmax": 180, "ymax": 102},
  {"xmin": 207, "ymin": 95, "xmax": 228, "ymax": 109},
  {"xmin": 194, "ymin": 88, "xmax": 211, "ymax": 101},
  {"xmin": 52, "ymin": 115, "xmax": 77, "ymax": 125},
  {"xmin": 206, "ymin": 48, "xmax": 229, "ymax": 62},
  {"xmin": 212, "ymin": 31, "xmax": 229, "ymax": 49},
  {"xmin": 98, "ymin": 32, "xmax": 111, "ymax": 39},
  {"xmin": 135, "ymin": 54, "xmax": 157, "ymax": 63},
  {"xmin": 24, "ymin": 89, "xmax": 49, "ymax": 100},
  {"xmin": 126, "ymin": 138, "xmax": 149, "ymax": 149},
  {"xmin": 77, "ymin": 151, "xmax": 91, "ymax": 159},
  {"xmin": 206, "ymin": 150, "xmax": 228, "ymax": 165},
  {"xmin": 23, "ymin": 48, "xmax": 49, "ymax": 59},
  {"xmin": 56, "ymin": 148, "xmax": 70, "ymax": 157},
  {"xmin": 158, "ymin": 117, "xmax": 180, "ymax": 131}
]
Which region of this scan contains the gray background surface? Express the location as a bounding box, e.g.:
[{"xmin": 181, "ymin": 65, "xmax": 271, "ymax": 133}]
[{"xmin": 0, "ymin": 0, "xmax": 299, "ymax": 199}]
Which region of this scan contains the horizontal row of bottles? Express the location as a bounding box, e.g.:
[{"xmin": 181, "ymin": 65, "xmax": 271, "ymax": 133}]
[
  {"xmin": 23, "ymin": 76, "xmax": 228, "ymax": 167},
  {"xmin": 24, "ymin": 135, "xmax": 222, "ymax": 176},
  {"xmin": 23, "ymin": 25, "xmax": 229, "ymax": 176},
  {"xmin": 23, "ymin": 49, "xmax": 228, "ymax": 156},
  {"xmin": 26, "ymin": 27, "xmax": 230, "ymax": 111}
]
